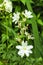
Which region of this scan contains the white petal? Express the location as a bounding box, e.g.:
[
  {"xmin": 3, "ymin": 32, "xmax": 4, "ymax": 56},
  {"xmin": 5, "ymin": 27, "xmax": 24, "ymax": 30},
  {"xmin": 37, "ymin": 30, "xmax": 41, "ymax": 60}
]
[
  {"xmin": 28, "ymin": 15, "xmax": 33, "ymax": 18},
  {"xmin": 30, "ymin": 37, "xmax": 34, "ymax": 39},
  {"xmin": 22, "ymin": 41, "xmax": 24, "ymax": 45},
  {"xmin": 12, "ymin": 19, "xmax": 16, "ymax": 22},
  {"xmin": 22, "ymin": 41, "xmax": 27, "ymax": 46},
  {"xmin": 16, "ymin": 45, "xmax": 22, "ymax": 50},
  {"xmin": 13, "ymin": 13, "xmax": 16, "ymax": 16},
  {"xmin": 4, "ymin": 1, "xmax": 12, "ymax": 13},
  {"xmin": 28, "ymin": 50, "xmax": 32, "ymax": 53},
  {"xmin": 12, "ymin": 12, "xmax": 20, "ymax": 23},
  {"xmin": 25, "ymin": 52, "xmax": 29, "ymax": 57},
  {"xmin": 25, "ymin": 50, "xmax": 32, "ymax": 56},
  {"xmin": 28, "ymin": 11, "xmax": 32, "ymax": 15},
  {"xmin": 22, "ymin": 10, "xmax": 33, "ymax": 19},
  {"xmin": 15, "ymin": 21, "xmax": 18, "ymax": 24},
  {"xmin": 18, "ymin": 50, "xmax": 24, "ymax": 57},
  {"xmin": 27, "ymin": 45, "xmax": 33, "ymax": 50}
]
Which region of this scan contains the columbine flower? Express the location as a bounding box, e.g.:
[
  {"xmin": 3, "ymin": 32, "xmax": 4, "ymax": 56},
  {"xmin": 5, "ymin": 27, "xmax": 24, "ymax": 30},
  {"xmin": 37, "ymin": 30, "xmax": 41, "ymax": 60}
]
[
  {"xmin": 22, "ymin": 10, "xmax": 33, "ymax": 18},
  {"xmin": 12, "ymin": 12, "xmax": 20, "ymax": 24},
  {"xmin": 4, "ymin": 0, "xmax": 12, "ymax": 13},
  {"xmin": 16, "ymin": 41, "xmax": 33, "ymax": 57}
]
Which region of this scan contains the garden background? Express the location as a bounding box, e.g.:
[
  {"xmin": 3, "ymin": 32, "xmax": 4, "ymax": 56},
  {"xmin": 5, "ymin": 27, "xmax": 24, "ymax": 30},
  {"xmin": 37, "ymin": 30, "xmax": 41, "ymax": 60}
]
[{"xmin": 0, "ymin": 0, "xmax": 43, "ymax": 65}]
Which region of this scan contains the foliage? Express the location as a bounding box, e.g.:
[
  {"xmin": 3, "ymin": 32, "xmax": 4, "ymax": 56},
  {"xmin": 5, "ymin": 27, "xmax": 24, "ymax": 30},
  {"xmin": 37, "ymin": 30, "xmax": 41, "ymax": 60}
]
[{"xmin": 0, "ymin": 0, "xmax": 43, "ymax": 65}]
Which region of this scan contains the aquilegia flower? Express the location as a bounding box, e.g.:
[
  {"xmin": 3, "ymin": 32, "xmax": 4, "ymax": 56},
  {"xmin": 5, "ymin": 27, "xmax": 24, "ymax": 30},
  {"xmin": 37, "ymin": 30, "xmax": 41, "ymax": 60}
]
[
  {"xmin": 12, "ymin": 12, "xmax": 20, "ymax": 24},
  {"xmin": 4, "ymin": 0, "xmax": 12, "ymax": 13},
  {"xmin": 16, "ymin": 41, "xmax": 33, "ymax": 57},
  {"xmin": 22, "ymin": 10, "xmax": 33, "ymax": 18}
]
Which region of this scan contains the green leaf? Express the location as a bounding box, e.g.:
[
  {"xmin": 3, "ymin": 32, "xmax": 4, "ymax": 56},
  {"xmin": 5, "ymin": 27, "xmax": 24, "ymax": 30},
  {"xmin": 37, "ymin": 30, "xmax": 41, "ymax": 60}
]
[
  {"xmin": 0, "ymin": 61, "xmax": 3, "ymax": 65},
  {"xmin": 20, "ymin": 0, "xmax": 26, "ymax": 5},
  {"xmin": 15, "ymin": 6, "xmax": 21, "ymax": 12},
  {"xmin": 0, "ymin": 0, "xmax": 3, "ymax": 4},
  {"xmin": 37, "ymin": 19, "xmax": 43, "ymax": 26},
  {"xmin": 2, "ymin": 34, "xmax": 9, "ymax": 43}
]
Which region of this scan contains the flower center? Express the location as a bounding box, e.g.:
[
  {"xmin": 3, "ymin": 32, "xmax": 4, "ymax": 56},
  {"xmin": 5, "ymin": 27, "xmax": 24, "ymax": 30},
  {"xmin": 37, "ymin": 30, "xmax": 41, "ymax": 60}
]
[{"xmin": 23, "ymin": 47, "xmax": 26, "ymax": 50}]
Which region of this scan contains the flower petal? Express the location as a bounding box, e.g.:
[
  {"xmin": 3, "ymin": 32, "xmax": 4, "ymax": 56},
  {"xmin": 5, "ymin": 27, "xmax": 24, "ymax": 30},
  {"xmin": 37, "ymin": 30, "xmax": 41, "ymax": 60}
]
[
  {"xmin": 18, "ymin": 50, "xmax": 24, "ymax": 57},
  {"xmin": 25, "ymin": 52, "xmax": 29, "ymax": 57},
  {"xmin": 27, "ymin": 45, "xmax": 33, "ymax": 50},
  {"xmin": 28, "ymin": 50, "xmax": 32, "ymax": 53},
  {"xmin": 16, "ymin": 45, "xmax": 22, "ymax": 49},
  {"xmin": 22, "ymin": 41, "xmax": 27, "ymax": 46}
]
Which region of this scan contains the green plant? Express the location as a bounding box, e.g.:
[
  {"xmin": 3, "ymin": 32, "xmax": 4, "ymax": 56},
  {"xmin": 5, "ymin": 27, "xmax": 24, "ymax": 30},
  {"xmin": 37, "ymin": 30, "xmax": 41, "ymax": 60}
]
[{"xmin": 0, "ymin": 0, "xmax": 43, "ymax": 65}]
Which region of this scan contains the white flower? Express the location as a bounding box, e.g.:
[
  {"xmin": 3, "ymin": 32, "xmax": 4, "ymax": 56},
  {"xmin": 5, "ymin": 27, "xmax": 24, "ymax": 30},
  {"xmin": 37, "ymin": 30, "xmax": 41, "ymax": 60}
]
[
  {"xmin": 16, "ymin": 41, "xmax": 33, "ymax": 57},
  {"xmin": 4, "ymin": 0, "xmax": 12, "ymax": 13},
  {"xmin": 0, "ymin": 0, "xmax": 9, "ymax": 7},
  {"xmin": 25, "ymin": 32, "xmax": 34, "ymax": 40},
  {"xmin": 12, "ymin": 12, "xmax": 20, "ymax": 24},
  {"xmin": 28, "ymin": 33, "xmax": 34, "ymax": 40},
  {"xmin": 22, "ymin": 10, "xmax": 33, "ymax": 18},
  {"xmin": 25, "ymin": 31, "xmax": 28, "ymax": 36},
  {"xmin": 4, "ymin": 0, "xmax": 8, "ymax": 2}
]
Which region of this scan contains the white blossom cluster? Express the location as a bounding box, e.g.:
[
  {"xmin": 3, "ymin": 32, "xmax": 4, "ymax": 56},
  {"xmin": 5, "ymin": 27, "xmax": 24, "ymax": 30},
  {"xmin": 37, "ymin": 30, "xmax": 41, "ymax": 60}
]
[
  {"xmin": 0, "ymin": 0, "xmax": 12, "ymax": 13},
  {"xmin": 12, "ymin": 10, "xmax": 34, "ymax": 57},
  {"xmin": 12, "ymin": 10, "xmax": 33, "ymax": 24},
  {"xmin": 0, "ymin": 0, "xmax": 34, "ymax": 58}
]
